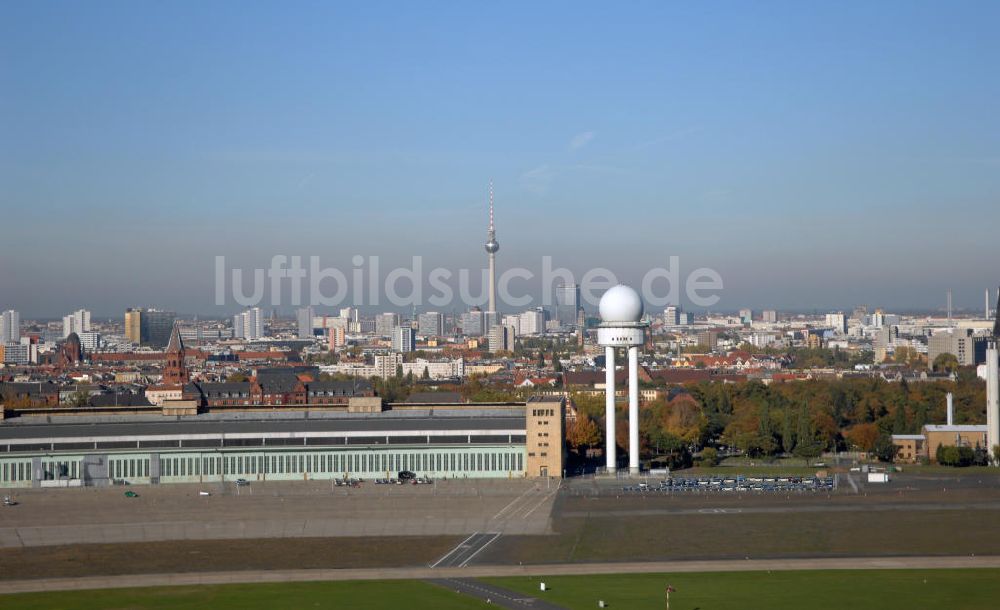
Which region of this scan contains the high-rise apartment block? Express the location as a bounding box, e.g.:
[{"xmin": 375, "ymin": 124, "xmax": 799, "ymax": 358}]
[
  {"xmin": 0, "ymin": 310, "xmax": 19, "ymax": 345},
  {"xmin": 392, "ymin": 325, "xmax": 415, "ymax": 353},
  {"xmin": 62, "ymin": 309, "xmax": 91, "ymax": 338}
]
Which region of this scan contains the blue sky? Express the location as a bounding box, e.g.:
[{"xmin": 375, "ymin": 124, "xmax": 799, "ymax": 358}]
[{"xmin": 2, "ymin": 1, "xmax": 999, "ymax": 317}]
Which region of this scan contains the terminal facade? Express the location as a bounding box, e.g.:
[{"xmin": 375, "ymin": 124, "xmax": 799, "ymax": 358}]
[{"xmin": 0, "ymin": 396, "xmax": 566, "ymax": 489}]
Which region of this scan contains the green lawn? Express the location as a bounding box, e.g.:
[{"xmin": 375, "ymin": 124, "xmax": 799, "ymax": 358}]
[
  {"xmin": 0, "ymin": 581, "xmax": 489, "ymax": 610},
  {"xmin": 487, "ymin": 569, "xmax": 1000, "ymax": 610}
]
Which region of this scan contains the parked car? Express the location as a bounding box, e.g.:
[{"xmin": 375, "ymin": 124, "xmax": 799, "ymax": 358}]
[
  {"xmin": 2, "ymin": 496, "xmax": 16, "ymax": 506},
  {"xmin": 235, "ymin": 478, "xmax": 249, "ymax": 487},
  {"xmin": 398, "ymin": 470, "xmax": 416, "ymax": 481}
]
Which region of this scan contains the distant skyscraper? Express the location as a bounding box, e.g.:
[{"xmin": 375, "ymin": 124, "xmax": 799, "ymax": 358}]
[
  {"xmin": 62, "ymin": 309, "xmax": 91, "ymax": 338},
  {"xmin": 825, "ymin": 312, "xmax": 847, "ymax": 334},
  {"xmin": 0, "ymin": 310, "xmax": 19, "ymax": 345},
  {"xmin": 296, "ymin": 306, "xmax": 315, "ymax": 339},
  {"xmin": 518, "ymin": 308, "xmax": 546, "ymax": 335},
  {"xmin": 392, "ymin": 325, "xmax": 415, "ymax": 353},
  {"xmin": 762, "ymin": 310, "xmax": 778, "ymax": 324},
  {"xmin": 488, "ymin": 323, "xmax": 516, "ymax": 353},
  {"xmin": 739, "ymin": 308, "xmax": 752, "ymax": 324},
  {"xmin": 375, "ymin": 312, "xmax": 400, "ymax": 337},
  {"xmin": 233, "ymin": 308, "xmax": 263, "ymax": 341},
  {"xmin": 123, "ymin": 308, "xmax": 175, "ymax": 347},
  {"xmin": 555, "ymin": 283, "xmax": 580, "ymax": 327},
  {"xmin": 484, "ymin": 181, "xmax": 500, "ymax": 331},
  {"xmin": 461, "ymin": 308, "xmax": 485, "ymax": 337},
  {"xmin": 664, "ymin": 306, "xmax": 680, "ymax": 326},
  {"xmin": 418, "ymin": 312, "xmax": 444, "ymax": 337},
  {"xmin": 125, "ymin": 308, "xmax": 142, "ymax": 344}
]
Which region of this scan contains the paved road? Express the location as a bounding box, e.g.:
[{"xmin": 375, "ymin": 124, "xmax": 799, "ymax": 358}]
[
  {"xmin": 1, "ymin": 555, "xmax": 999, "ymax": 594},
  {"xmin": 432, "ymin": 532, "xmax": 502, "ymax": 568},
  {"xmin": 428, "ymin": 578, "xmax": 566, "ymax": 609}
]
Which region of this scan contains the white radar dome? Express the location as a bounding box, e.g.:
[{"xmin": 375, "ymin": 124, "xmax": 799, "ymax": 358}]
[{"xmin": 599, "ymin": 284, "xmax": 644, "ymax": 323}]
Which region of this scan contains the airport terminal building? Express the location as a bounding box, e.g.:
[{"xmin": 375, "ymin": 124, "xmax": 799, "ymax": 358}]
[{"xmin": 0, "ymin": 396, "xmax": 566, "ymax": 489}]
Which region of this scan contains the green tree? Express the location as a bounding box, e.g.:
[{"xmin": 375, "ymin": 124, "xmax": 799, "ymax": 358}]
[
  {"xmin": 873, "ymin": 434, "xmax": 899, "ymax": 463},
  {"xmin": 421, "ymin": 366, "xmax": 430, "ymax": 380},
  {"xmin": 699, "ymin": 446, "xmax": 719, "ymax": 467},
  {"xmin": 933, "ymin": 352, "xmax": 960, "ymax": 374}
]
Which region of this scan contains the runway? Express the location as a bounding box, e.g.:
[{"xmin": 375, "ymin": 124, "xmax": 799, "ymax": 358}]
[{"xmin": 1, "ymin": 555, "xmax": 998, "ymax": 594}]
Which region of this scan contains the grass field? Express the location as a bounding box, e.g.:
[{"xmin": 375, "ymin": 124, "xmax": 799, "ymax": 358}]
[
  {"xmin": 484, "ymin": 508, "xmax": 1000, "ymax": 564},
  {"xmin": 0, "ymin": 581, "xmax": 489, "ymax": 610},
  {"xmin": 487, "ymin": 569, "xmax": 1000, "ymax": 610}
]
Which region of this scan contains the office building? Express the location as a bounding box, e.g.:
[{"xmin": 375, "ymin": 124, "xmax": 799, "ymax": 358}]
[
  {"xmin": 124, "ymin": 308, "xmax": 176, "ymax": 348},
  {"xmin": 418, "ymin": 312, "xmax": 444, "ymax": 337},
  {"xmin": 555, "ymin": 283, "xmax": 580, "ymax": 327},
  {"xmin": 461, "ymin": 308, "xmax": 485, "ymax": 337},
  {"xmin": 762, "ymin": 310, "xmax": 778, "ymax": 324},
  {"xmin": 739, "ymin": 308, "xmax": 752, "ymax": 324},
  {"xmin": 375, "ymin": 313, "xmax": 400, "ymax": 337},
  {"xmin": 928, "ymin": 329, "xmax": 988, "ymax": 367}
]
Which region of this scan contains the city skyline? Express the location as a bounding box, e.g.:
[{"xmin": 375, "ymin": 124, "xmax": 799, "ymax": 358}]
[{"xmin": 2, "ymin": 2, "xmax": 999, "ymax": 316}]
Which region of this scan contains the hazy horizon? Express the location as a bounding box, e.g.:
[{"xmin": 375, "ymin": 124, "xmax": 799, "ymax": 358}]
[{"xmin": 3, "ymin": 2, "xmax": 999, "ymax": 318}]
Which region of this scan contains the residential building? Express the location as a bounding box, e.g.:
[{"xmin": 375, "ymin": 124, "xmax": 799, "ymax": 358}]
[
  {"xmin": 488, "ymin": 323, "xmax": 516, "ymax": 353},
  {"xmin": 825, "ymin": 312, "xmax": 847, "ymax": 334},
  {"xmin": 0, "ymin": 310, "xmax": 19, "ymax": 345},
  {"xmin": 392, "ymin": 326, "xmax": 415, "ymax": 353},
  {"xmin": 233, "ymin": 308, "xmax": 263, "ymax": 341},
  {"xmin": 296, "ymin": 306, "xmax": 315, "ymax": 339},
  {"xmin": 762, "ymin": 310, "xmax": 778, "ymax": 324},
  {"xmin": 518, "ymin": 308, "xmax": 546, "ymax": 335},
  {"xmin": 62, "ymin": 309, "xmax": 91, "ymax": 338}
]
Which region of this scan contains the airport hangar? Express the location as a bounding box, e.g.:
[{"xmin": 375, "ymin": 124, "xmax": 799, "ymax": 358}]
[{"xmin": 0, "ymin": 396, "xmax": 566, "ymax": 489}]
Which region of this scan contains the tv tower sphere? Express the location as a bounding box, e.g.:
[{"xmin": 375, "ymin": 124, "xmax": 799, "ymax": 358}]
[{"xmin": 599, "ymin": 284, "xmax": 643, "ymax": 323}]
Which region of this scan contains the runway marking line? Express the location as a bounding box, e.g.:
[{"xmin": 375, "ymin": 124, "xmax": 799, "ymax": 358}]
[{"xmin": 430, "ymin": 532, "xmax": 478, "ymax": 568}]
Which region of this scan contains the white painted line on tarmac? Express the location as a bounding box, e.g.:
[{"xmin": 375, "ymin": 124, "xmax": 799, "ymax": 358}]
[
  {"xmin": 430, "ymin": 532, "xmax": 478, "ymax": 568},
  {"xmin": 458, "ymin": 532, "xmax": 501, "ymax": 567}
]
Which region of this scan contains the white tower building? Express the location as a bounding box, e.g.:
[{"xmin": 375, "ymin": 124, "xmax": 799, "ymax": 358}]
[
  {"xmin": 597, "ymin": 285, "xmax": 647, "ymax": 474},
  {"xmin": 988, "ymin": 288, "xmax": 1000, "ymax": 461},
  {"xmin": 484, "ymin": 181, "xmax": 500, "ymax": 331}
]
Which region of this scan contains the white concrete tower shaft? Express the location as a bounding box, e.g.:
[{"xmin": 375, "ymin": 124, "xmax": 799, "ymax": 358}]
[
  {"xmin": 988, "ymin": 342, "xmax": 1000, "ymax": 459},
  {"xmin": 597, "ymin": 285, "xmax": 646, "ymax": 476},
  {"xmin": 484, "ymin": 181, "xmax": 499, "ymax": 320},
  {"xmin": 605, "ymin": 346, "xmax": 617, "ymax": 472},
  {"xmin": 627, "ymin": 345, "xmax": 640, "ymax": 473}
]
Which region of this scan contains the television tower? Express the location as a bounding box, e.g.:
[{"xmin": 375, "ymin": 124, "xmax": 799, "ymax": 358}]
[{"xmin": 484, "ymin": 181, "xmax": 500, "ymax": 330}]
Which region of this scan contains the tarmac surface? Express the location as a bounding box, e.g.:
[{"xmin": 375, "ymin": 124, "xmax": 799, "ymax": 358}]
[
  {"xmin": 0, "ymin": 479, "xmax": 557, "ymax": 548},
  {"xmin": 1, "ymin": 555, "xmax": 998, "ymax": 595},
  {"xmin": 428, "ymin": 578, "xmax": 566, "ymax": 609}
]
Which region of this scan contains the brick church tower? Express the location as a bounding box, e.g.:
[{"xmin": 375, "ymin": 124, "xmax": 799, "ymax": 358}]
[{"xmin": 163, "ymin": 323, "xmax": 189, "ymax": 386}]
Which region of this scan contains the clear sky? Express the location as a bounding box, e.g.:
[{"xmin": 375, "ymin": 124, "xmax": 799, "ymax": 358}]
[{"xmin": 2, "ymin": 1, "xmax": 999, "ymax": 318}]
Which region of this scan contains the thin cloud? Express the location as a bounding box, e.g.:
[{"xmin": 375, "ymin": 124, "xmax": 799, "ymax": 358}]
[
  {"xmin": 519, "ymin": 164, "xmax": 554, "ymax": 194},
  {"xmin": 568, "ymin": 131, "xmax": 596, "ymax": 151}
]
